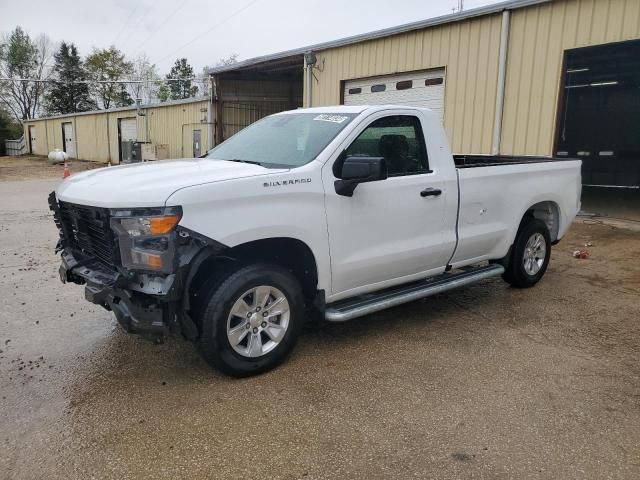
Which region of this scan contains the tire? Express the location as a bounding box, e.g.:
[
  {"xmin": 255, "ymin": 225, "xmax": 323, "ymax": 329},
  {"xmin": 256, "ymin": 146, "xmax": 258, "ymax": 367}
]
[
  {"xmin": 502, "ymin": 218, "xmax": 551, "ymax": 288},
  {"xmin": 197, "ymin": 263, "xmax": 304, "ymax": 377}
]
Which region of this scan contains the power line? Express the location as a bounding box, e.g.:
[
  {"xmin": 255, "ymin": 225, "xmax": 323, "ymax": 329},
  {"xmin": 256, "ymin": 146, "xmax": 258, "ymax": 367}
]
[
  {"xmin": 119, "ymin": 4, "xmax": 156, "ymax": 48},
  {"xmin": 152, "ymin": 0, "xmax": 260, "ymax": 65},
  {"xmin": 133, "ymin": 0, "xmax": 191, "ymax": 56},
  {"xmin": 0, "ymin": 77, "xmax": 208, "ymax": 85},
  {"xmin": 113, "ymin": 4, "xmax": 140, "ymax": 46}
]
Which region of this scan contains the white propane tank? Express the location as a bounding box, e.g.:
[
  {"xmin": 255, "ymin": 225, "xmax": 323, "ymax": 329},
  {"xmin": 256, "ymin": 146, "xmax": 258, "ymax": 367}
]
[{"xmin": 47, "ymin": 149, "xmax": 69, "ymax": 165}]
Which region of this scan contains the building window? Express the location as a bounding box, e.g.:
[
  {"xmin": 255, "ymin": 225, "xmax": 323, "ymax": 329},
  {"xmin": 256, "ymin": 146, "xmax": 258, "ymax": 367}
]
[
  {"xmin": 371, "ymin": 84, "xmax": 386, "ymax": 93},
  {"xmin": 348, "ymin": 87, "xmax": 362, "ymax": 94},
  {"xmin": 425, "ymin": 77, "xmax": 444, "ymax": 86},
  {"xmin": 396, "ymin": 80, "xmax": 413, "ymax": 90}
]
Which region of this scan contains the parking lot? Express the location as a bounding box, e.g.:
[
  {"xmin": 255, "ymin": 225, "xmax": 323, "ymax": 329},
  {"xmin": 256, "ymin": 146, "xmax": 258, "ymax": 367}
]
[{"xmin": 1, "ymin": 158, "xmax": 639, "ymax": 479}]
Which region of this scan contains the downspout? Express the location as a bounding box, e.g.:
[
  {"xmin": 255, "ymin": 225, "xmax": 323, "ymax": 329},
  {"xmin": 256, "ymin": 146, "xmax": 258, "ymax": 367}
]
[
  {"xmin": 106, "ymin": 113, "xmax": 111, "ymax": 163},
  {"xmin": 207, "ymin": 76, "xmax": 214, "ymax": 150},
  {"xmin": 73, "ymin": 116, "xmax": 79, "ymax": 159},
  {"xmin": 492, "ymin": 10, "xmax": 510, "ymax": 156},
  {"xmin": 212, "ymin": 75, "xmax": 224, "ymax": 145},
  {"xmin": 145, "ymin": 108, "xmax": 150, "ymax": 143},
  {"xmin": 304, "ymin": 51, "xmax": 316, "ymax": 108},
  {"xmin": 44, "ymin": 118, "xmax": 49, "ymax": 154},
  {"xmin": 304, "ymin": 58, "xmax": 312, "ymax": 108}
]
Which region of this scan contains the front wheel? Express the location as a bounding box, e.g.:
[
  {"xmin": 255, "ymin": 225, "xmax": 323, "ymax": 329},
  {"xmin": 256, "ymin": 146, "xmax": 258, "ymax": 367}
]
[
  {"xmin": 197, "ymin": 263, "xmax": 304, "ymax": 377},
  {"xmin": 502, "ymin": 218, "xmax": 551, "ymax": 288}
]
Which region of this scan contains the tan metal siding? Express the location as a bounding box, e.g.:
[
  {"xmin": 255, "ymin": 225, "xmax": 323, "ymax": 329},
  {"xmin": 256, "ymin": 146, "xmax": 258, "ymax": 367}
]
[
  {"xmin": 46, "ymin": 119, "xmax": 64, "ymax": 153},
  {"xmin": 23, "ymin": 122, "xmax": 48, "ymax": 156},
  {"xmin": 309, "ymin": 14, "xmax": 504, "ymax": 154},
  {"xmin": 143, "ymin": 100, "xmax": 209, "ymax": 159},
  {"xmin": 75, "ymin": 114, "xmax": 109, "ymax": 162},
  {"xmin": 20, "ymin": 100, "xmax": 209, "ymax": 163},
  {"xmin": 502, "ymin": 0, "xmax": 640, "ymax": 155}
]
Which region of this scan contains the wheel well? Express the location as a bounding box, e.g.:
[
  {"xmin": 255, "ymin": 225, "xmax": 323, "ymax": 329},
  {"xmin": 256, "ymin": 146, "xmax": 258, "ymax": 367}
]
[
  {"xmin": 523, "ymin": 201, "xmax": 560, "ymax": 241},
  {"xmin": 188, "ymin": 237, "xmax": 319, "ymax": 310}
]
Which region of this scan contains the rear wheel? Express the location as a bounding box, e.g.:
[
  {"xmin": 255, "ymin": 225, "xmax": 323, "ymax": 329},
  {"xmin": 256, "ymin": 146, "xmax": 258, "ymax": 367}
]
[
  {"xmin": 502, "ymin": 218, "xmax": 551, "ymax": 288},
  {"xmin": 197, "ymin": 263, "xmax": 304, "ymax": 377}
]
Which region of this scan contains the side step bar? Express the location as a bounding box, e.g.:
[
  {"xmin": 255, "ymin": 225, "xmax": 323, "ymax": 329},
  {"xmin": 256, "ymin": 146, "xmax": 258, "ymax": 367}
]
[{"xmin": 324, "ymin": 263, "xmax": 505, "ymax": 322}]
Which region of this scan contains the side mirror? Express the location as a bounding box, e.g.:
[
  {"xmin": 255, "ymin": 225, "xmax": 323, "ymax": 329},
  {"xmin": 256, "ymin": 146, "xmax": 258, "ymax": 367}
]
[{"xmin": 334, "ymin": 156, "xmax": 388, "ymax": 197}]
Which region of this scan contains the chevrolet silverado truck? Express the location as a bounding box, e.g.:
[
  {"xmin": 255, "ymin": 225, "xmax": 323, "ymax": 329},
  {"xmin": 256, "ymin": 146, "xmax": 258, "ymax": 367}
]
[{"xmin": 49, "ymin": 105, "xmax": 581, "ymax": 376}]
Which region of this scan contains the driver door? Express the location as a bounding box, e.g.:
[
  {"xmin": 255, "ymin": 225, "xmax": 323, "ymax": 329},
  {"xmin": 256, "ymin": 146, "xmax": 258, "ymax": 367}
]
[{"xmin": 322, "ymin": 111, "xmax": 457, "ymax": 300}]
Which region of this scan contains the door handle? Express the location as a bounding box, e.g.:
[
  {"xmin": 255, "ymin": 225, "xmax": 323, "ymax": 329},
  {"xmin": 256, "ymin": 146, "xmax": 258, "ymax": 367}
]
[{"xmin": 420, "ymin": 187, "xmax": 442, "ymax": 197}]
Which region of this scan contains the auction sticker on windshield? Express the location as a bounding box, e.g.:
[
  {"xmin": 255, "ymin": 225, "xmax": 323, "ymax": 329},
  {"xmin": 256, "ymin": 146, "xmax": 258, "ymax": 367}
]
[{"xmin": 313, "ymin": 114, "xmax": 349, "ymax": 123}]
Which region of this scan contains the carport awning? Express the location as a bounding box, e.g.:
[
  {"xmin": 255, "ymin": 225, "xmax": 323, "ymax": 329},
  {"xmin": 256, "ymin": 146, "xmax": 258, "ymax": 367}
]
[
  {"xmin": 210, "ymin": 54, "xmax": 303, "ymax": 79},
  {"xmin": 208, "ymin": 53, "xmax": 305, "ymax": 145}
]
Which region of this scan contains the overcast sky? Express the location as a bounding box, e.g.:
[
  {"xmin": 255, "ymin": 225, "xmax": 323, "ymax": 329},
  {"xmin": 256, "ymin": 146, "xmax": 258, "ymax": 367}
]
[{"xmin": 2, "ymin": 0, "xmax": 501, "ymax": 75}]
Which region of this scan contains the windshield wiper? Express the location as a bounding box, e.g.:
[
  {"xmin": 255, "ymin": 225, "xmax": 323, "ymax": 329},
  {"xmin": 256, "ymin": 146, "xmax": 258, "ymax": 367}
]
[{"xmin": 224, "ymin": 158, "xmax": 263, "ymax": 166}]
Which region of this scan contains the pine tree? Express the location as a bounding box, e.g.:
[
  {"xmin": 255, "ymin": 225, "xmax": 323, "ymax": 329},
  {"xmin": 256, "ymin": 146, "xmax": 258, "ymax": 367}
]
[
  {"xmin": 46, "ymin": 42, "xmax": 95, "ymax": 115},
  {"xmin": 117, "ymin": 84, "xmax": 134, "ymax": 107},
  {"xmin": 162, "ymin": 58, "xmax": 198, "ymax": 101}
]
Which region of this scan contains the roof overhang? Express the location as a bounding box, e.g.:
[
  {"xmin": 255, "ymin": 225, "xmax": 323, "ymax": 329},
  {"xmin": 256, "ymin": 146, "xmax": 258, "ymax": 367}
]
[
  {"xmin": 25, "ymin": 96, "xmax": 210, "ymax": 122},
  {"xmin": 208, "ymin": 0, "xmax": 551, "ymax": 76},
  {"xmin": 211, "ymin": 54, "xmax": 304, "ymax": 78}
]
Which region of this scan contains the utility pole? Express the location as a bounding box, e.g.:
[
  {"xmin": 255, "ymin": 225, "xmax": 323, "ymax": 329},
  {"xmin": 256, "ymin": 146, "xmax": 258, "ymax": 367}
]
[{"xmin": 458, "ymin": 0, "xmax": 464, "ymax": 12}]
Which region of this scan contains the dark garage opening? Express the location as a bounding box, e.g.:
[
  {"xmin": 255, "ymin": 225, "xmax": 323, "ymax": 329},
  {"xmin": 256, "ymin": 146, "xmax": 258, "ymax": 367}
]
[
  {"xmin": 555, "ymin": 40, "xmax": 640, "ymax": 188},
  {"xmin": 211, "ymin": 55, "xmax": 304, "ymax": 145}
]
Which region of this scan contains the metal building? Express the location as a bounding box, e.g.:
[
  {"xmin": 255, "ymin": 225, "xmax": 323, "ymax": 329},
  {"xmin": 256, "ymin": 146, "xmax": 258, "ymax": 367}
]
[
  {"xmin": 23, "ymin": 97, "xmax": 211, "ymax": 164},
  {"xmin": 209, "ymin": 0, "xmax": 640, "ymax": 188}
]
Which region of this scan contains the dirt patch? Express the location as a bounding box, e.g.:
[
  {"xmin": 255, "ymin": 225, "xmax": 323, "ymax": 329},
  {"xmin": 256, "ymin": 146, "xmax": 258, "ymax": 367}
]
[{"xmin": 0, "ymin": 155, "xmax": 102, "ymax": 181}]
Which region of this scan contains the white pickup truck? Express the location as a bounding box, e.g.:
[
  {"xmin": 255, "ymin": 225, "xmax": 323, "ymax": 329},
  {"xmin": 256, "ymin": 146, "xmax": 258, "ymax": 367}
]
[{"xmin": 50, "ymin": 105, "xmax": 581, "ymax": 376}]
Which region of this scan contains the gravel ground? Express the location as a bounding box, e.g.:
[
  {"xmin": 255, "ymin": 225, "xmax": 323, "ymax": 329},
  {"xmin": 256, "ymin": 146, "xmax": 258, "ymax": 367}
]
[
  {"xmin": 0, "ymin": 155, "xmax": 101, "ymax": 181},
  {"xmin": 1, "ymin": 168, "xmax": 639, "ymax": 479}
]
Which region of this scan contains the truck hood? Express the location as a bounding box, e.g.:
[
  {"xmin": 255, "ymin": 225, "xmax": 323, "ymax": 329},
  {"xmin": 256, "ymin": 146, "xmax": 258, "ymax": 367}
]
[{"xmin": 55, "ymin": 159, "xmax": 287, "ymax": 208}]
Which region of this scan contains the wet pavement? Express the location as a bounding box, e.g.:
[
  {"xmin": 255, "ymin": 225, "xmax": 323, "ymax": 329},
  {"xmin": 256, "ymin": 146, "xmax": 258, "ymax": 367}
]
[{"xmin": 1, "ymin": 176, "xmax": 640, "ymax": 479}]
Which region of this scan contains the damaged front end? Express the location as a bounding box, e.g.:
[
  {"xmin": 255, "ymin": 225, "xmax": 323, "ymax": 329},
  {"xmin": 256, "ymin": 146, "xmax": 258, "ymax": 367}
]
[{"xmin": 49, "ymin": 192, "xmax": 224, "ymax": 342}]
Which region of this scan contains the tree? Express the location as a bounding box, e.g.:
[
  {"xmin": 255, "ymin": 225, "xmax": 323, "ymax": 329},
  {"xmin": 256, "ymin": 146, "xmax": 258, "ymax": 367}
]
[
  {"xmin": 160, "ymin": 58, "xmax": 197, "ymax": 102},
  {"xmin": 45, "ymin": 42, "xmax": 95, "ymax": 115},
  {"xmin": 200, "ymin": 54, "xmax": 238, "ymax": 97},
  {"xmin": 85, "ymin": 46, "xmax": 133, "ymax": 109},
  {"xmin": 201, "ymin": 53, "xmax": 239, "ymax": 74},
  {"xmin": 126, "ymin": 54, "xmax": 160, "ymax": 105},
  {"xmin": 216, "ymin": 53, "xmax": 238, "ymax": 67},
  {"xmin": 0, "ymin": 27, "xmax": 53, "ymax": 121},
  {"xmin": 156, "ymin": 82, "xmax": 171, "ymax": 103},
  {"xmin": 0, "ymin": 107, "xmax": 23, "ymax": 155}
]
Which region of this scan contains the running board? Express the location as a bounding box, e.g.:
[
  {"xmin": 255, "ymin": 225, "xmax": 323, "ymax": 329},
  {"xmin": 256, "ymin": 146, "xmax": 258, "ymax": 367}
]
[{"xmin": 324, "ymin": 263, "xmax": 505, "ymax": 322}]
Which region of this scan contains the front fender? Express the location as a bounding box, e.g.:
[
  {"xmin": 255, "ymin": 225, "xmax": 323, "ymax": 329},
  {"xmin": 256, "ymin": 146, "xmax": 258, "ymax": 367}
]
[{"xmin": 165, "ymin": 169, "xmax": 331, "ymax": 293}]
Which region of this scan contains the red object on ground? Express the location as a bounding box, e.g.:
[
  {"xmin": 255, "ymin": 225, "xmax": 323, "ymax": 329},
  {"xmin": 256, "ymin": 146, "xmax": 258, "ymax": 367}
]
[
  {"xmin": 63, "ymin": 161, "xmax": 70, "ymax": 178},
  {"xmin": 573, "ymin": 249, "xmax": 589, "ymax": 259}
]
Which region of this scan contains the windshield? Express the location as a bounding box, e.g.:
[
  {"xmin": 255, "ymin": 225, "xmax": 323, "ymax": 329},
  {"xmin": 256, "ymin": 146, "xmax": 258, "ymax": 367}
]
[{"xmin": 205, "ymin": 112, "xmax": 357, "ymax": 167}]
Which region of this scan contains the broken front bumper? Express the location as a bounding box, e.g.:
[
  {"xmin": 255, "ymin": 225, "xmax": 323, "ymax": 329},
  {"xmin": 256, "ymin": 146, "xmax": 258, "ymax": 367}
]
[{"xmin": 59, "ymin": 249, "xmax": 175, "ymax": 338}]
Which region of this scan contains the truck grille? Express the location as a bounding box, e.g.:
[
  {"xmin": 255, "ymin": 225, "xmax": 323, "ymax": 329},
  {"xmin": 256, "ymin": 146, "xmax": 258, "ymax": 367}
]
[{"xmin": 56, "ymin": 201, "xmax": 118, "ymax": 266}]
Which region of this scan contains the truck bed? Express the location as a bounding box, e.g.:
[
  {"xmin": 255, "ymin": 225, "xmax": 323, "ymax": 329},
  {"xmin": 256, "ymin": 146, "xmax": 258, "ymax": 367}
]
[
  {"xmin": 450, "ymin": 156, "xmax": 582, "ymax": 266},
  {"xmin": 453, "ymin": 155, "xmax": 576, "ymax": 169}
]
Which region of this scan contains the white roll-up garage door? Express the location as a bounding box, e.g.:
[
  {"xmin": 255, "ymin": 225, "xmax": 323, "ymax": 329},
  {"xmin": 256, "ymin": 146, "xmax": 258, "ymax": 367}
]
[
  {"xmin": 343, "ymin": 68, "xmax": 446, "ymax": 120},
  {"xmin": 119, "ymin": 117, "xmax": 137, "ymax": 141}
]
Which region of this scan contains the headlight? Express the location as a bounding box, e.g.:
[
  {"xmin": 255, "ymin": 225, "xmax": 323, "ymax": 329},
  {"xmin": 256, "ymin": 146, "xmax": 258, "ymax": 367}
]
[{"xmin": 110, "ymin": 206, "xmax": 182, "ymax": 273}]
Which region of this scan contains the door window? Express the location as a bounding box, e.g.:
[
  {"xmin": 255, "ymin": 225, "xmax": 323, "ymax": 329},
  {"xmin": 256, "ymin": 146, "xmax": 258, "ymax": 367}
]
[{"xmin": 343, "ymin": 115, "xmax": 430, "ymax": 176}]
